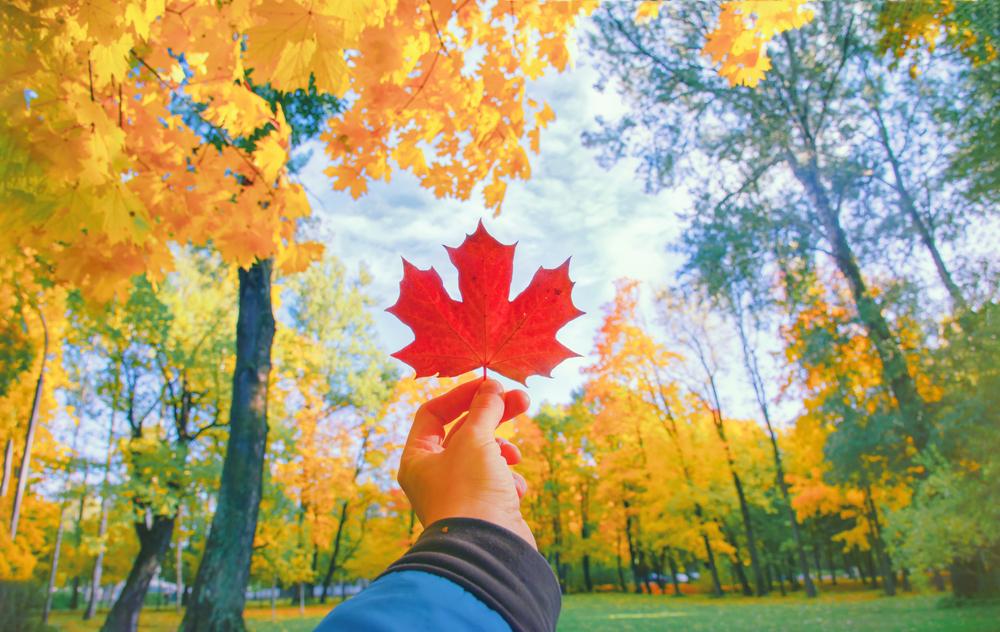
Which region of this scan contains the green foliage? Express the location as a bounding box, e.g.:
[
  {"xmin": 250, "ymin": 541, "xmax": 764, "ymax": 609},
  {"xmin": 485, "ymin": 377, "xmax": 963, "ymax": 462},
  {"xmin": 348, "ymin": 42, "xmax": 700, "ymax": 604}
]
[
  {"xmin": 0, "ymin": 581, "xmax": 53, "ymax": 632},
  {"xmin": 888, "ymin": 304, "xmax": 1000, "ymax": 582}
]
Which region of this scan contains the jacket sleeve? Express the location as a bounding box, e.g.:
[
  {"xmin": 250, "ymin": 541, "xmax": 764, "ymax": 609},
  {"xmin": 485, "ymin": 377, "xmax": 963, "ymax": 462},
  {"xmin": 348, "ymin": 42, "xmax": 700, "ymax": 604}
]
[{"xmin": 314, "ymin": 517, "xmax": 562, "ymax": 632}]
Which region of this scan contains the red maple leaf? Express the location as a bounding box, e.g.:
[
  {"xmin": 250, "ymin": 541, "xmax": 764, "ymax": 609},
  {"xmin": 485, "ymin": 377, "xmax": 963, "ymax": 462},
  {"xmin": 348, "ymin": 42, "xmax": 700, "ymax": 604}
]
[{"xmin": 387, "ymin": 222, "xmax": 583, "ymax": 384}]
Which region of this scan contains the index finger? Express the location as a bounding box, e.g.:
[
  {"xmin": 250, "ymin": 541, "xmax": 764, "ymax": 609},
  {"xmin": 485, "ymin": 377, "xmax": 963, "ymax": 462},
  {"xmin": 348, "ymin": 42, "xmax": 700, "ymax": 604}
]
[{"xmin": 406, "ymin": 378, "xmax": 485, "ymax": 448}]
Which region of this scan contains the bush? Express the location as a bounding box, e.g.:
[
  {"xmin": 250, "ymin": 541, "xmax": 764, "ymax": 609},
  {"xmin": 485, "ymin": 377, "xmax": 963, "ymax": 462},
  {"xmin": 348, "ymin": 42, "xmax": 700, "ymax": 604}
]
[{"xmin": 0, "ymin": 581, "xmax": 53, "ymax": 632}]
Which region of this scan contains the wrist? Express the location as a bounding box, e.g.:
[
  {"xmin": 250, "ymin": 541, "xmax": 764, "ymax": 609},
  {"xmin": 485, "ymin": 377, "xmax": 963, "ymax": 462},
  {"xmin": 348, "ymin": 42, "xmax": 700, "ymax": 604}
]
[{"xmin": 423, "ymin": 506, "xmax": 535, "ymax": 548}]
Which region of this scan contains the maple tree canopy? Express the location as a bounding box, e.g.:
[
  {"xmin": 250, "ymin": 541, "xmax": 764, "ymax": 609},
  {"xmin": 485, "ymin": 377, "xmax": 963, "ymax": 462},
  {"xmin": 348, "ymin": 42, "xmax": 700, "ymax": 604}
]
[{"xmin": 387, "ymin": 222, "xmax": 583, "ymax": 384}]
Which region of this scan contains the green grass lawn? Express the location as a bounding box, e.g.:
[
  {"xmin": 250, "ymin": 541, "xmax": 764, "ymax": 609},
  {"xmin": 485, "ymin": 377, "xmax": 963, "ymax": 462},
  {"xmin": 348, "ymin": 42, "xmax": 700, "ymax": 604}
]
[
  {"xmin": 556, "ymin": 592, "xmax": 1000, "ymax": 632},
  {"xmin": 49, "ymin": 591, "xmax": 1000, "ymax": 632}
]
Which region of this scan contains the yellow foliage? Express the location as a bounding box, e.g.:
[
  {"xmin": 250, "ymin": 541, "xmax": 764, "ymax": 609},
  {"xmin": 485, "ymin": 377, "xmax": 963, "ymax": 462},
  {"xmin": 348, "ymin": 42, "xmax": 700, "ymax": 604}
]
[
  {"xmin": 1, "ymin": 0, "xmax": 595, "ymax": 302},
  {"xmin": 703, "ymin": 0, "xmax": 815, "ymax": 87}
]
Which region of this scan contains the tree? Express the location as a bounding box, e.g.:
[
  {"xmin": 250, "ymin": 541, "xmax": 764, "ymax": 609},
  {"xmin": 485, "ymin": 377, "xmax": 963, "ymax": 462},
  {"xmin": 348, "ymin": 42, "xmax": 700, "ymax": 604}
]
[
  {"xmin": 585, "ymin": 0, "xmax": 936, "ymax": 452},
  {"xmin": 655, "ymin": 290, "xmax": 768, "ymax": 596},
  {"xmin": 265, "ymin": 255, "xmax": 395, "ymax": 604},
  {"xmin": 584, "ymin": 281, "xmax": 728, "ymax": 596},
  {"xmin": 3, "ymin": 3, "xmax": 596, "ymax": 626},
  {"xmin": 889, "ymin": 303, "xmax": 1000, "ymax": 597},
  {"xmin": 93, "ymin": 253, "xmax": 236, "ymax": 632}
]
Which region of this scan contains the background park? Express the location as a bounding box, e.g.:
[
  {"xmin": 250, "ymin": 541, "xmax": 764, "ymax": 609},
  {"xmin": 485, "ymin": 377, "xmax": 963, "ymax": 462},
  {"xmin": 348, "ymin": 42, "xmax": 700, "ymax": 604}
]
[{"xmin": 1, "ymin": 1, "xmax": 998, "ymax": 631}]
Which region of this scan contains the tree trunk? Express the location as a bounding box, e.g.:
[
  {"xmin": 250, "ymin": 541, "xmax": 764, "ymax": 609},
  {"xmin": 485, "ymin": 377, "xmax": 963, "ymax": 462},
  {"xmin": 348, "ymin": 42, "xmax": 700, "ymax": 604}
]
[
  {"xmin": 734, "ymin": 298, "xmax": 818, "ymax": 597},
  {"xmin": 270, "ymin": 574, "xmax": 277, "ymax": 622},
  {"xmin": 623, "ymin": 499, "xmax": 642, "ymax": 594},
  {"xmin": 615, "ymin": 530, "xmax": 627, "ymax": 592},
  {"xmin": 666, "ymin": 549, "xmax": 683, "ymax": 596},
  {"xmin": 653, "ymin": 550, "xmax": 666, "ymax": 594},
  {"xmin": 863, "ymin": 484, "xmax": 895, "ymax": 597},
  {"xmin": 320, "ymin": 500, "xmax": 350, "ymax": 603},
  {"xmin": 648, "ymin": 392, "xmax": 723, "ymax": 597},
  {"xmin": 722, "ymin": 525, "xmax": 753, "ymax": 596},
  {"xmin": 175, "ymin": 509, "xmax": 184, "ymax": 612},
  {"xmin": 71, "ymin": 451, "xmax": 91, "ymax": 611},
  {"xmin": 43, "ymin": 505, "xmax": 67, "ymax": 623},
  {"xmin": 101, "ymin": 515, "xmax": 175, "ymax": 632},
  {"xmin": 731, "ymin": 557, "xmax": 752, "ymax": 597},
  {"xmin": 85, "ymin": 394, "xmax": 119, "ymax": 622},
  {"xmin": 9, "ymin": 308, "xmax": 48, "ymax": 540},
  {"xmin": 811, "ymin": 525, "xmax": 824, "ymax": 585},
  {"xmin": 791, "ymin": 156, "xmax": 929, "ymax": 450},
  {"xmin": 826, "ymin": 539, "xmax": 837, "ymax": 586},
  {"xmin": 697, "ymin": 508, "xmax": 724, "ymax": 597},
  {"xmin": 867, "ymin": 549, "xmax": 879, "ymax": 589},
  {"xmin": 786, "ymin": 554, "xmax": 800, "ymax": 590},
  {"xmin": 692, "ymin": 343, "xmax": 767, "ymax": 598},
  {"xmin": 182, "ymin": 259, "xmax": 275, "ymax": 632},
  {"xmin": 0, "ymin": 439, "xmax": 12, "ymax": 498},
  {"xmin": 84, "ymin": 495, "xmax": 110, "ymax": 620},
  {"xmin": 950, "ymin": 558, "xmax": 981, "ymax": 597},
  {"xmin": 868, "ymin": 86, "xmax": 968, "ymax": 311},
  {"xmin": 728, "ymin": 468, "xmax": 764, "ymax": 595},
  {"xmin": 44, "ymin": 411, "xmax": 86, "ymax": 624},
  {"xmin": 931, "ymin": 568, "xmax": 946, "ymax": 592},
  {"xmin": 855, "ymin": 549, "xmax": 869, "ymax": 586},
  {"xmin": 899, "ymin": 568, "xmax": 911, "ymax": 592}
]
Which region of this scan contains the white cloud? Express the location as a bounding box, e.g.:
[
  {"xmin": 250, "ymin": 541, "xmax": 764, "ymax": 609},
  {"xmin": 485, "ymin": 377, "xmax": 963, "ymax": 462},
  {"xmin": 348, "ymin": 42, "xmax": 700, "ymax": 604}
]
[{"xmin": 298, "ymin": 58, "xmax": 693, "ymax": 409}]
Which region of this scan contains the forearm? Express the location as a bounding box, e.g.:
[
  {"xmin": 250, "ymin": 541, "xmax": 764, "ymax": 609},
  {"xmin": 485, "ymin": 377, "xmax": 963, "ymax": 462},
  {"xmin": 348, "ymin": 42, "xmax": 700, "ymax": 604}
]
[{"xmin": 316, "ymin": 517, "xmax": 561, "ymax": 632}]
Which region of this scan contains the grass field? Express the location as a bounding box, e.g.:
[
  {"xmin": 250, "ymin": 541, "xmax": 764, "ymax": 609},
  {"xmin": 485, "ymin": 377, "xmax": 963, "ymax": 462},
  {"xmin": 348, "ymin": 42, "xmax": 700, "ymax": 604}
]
[{"xmin": 49, "ymin": 591, "xmax": 1000, "ymax": 632}]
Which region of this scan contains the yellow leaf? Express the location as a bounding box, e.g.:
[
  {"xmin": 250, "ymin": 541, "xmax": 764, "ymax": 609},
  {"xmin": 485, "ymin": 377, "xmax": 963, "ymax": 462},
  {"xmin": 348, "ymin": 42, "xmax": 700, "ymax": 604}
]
[{"xmin": 634, "ymin": 1, "xmax": 661, "ymax": 25}]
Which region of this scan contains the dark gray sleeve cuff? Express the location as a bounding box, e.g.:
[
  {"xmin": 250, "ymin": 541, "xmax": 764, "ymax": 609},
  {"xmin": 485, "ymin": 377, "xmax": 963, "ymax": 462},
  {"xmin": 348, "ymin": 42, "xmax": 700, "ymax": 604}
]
[{"xmin": 379, "ymin": 518, "xmax": 561, "ymax": 632}]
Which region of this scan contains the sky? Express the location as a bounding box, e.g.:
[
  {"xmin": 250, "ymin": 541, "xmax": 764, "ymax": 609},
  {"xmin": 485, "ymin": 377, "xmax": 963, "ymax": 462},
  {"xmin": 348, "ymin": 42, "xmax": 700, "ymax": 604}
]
[{"xmin": 296, "ymin": 54, "xmax": 702, "ymax": 412}]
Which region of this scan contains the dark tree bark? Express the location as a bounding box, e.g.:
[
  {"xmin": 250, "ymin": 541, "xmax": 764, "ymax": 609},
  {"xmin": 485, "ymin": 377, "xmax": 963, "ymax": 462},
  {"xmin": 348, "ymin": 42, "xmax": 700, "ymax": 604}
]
[
  {"xmin": 684, "ymin": 330, "xmax": 767, "ymax": 597},
  {"xmin": 773, "ymin": 561, "xmax": 786, "ymax": 596},
  {"xmin": 931, "ymin": 568, "xmax": 946, "ymax": 592},
  {"xmin": 653, "ymin": 550, "xmax": 666, "ymax": 594},
  {"xmin": 825, "ymin": 539, "xmax": 837, "ymax": 586},
  {"xmin": 722, "ymin": 525, "xmax": 753, "ymax": 596},
  {"xmin": 786, "ymin": 555, "xmax": 801, "ymax": 590},
  {"xmin": 182, "ymin": 259, "xmax": 275, "ymax": 632},
  {"xmin": 863, "ymin": 484, "xmax": 895, "ymax": 596},
  {"xmin": 615, "ymin": 530, "xmax": 627, "ymax": 592},
  {"xmin": 666, "ymin": 549, "xmax": 683, "ymax": 596},
  {"xmin": 646, "ymin": 375, "xmax": 724, "ymax": 597},
  {"xmin": 791, "ymin": 156, "xmax": 930, "ymax": 450},
  {"xmin": 855, "ymin": 549, "xmax": 869, "ymax": 586},
  {"xmin": 811, "ymin": 525, "xmax": 824, "ymax": 585},
  {"xmin": 623, "ymin": 498, "xmax": 643, "ymax": 594},
  {"xmin": 866, "ymin": 549, "xmax": 879, "ymax": 589},
  {"xmin": 319, "ymin": 500, "xmax": 350, "ymax": 603},
  {"xmin": 0, "ymin": 438, "xmax": 12, "ymax": 498},
  {"xmin": 101, "ymin": 516, "xmax": 175, "ymax": 632},
  {"xmin": 696, "ymin": 509, "xmax": 724, "ymax": 598},
  {"xmin": 899, "ymin": 568, "xmax": 911, "ymax": 592},
  {"xmin": 950, "ymin": 558, "xmax": 981, "ymax": 598},
  {"xmin": 580, "ymin": 481, "xmax": 593, "ymax": 592},
  {"xmin": 732, "ymin": 309, "xmax": 818, "ymax": 597}
]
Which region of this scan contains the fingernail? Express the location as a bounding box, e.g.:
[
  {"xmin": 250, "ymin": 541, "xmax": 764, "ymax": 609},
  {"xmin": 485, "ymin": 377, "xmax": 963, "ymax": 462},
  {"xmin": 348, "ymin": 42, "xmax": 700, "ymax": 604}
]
[{"xmin": 477, "ymin": 379, "xmax": 503, "ymax": 396}]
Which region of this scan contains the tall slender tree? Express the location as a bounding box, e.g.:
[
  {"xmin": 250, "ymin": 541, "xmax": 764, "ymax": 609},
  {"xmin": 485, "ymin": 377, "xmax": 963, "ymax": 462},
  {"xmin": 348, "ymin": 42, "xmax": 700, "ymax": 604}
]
[{"xmin": 585, "ymin": 0, "xmax": 933, "ymax": 451}]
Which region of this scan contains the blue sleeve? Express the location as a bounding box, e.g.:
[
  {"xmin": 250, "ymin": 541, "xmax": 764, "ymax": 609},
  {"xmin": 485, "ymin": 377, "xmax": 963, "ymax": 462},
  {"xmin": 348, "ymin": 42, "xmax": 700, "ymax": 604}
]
[{"xmin": 314, "ymin": 570, "xmax": 511, "ymax": 632}]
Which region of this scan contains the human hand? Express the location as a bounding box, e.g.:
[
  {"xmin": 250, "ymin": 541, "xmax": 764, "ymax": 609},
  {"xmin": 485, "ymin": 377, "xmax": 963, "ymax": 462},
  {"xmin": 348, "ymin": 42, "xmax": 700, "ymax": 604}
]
[{"xmin": 397, "ymin": 378, "xmax": 535, "ymax": 547}]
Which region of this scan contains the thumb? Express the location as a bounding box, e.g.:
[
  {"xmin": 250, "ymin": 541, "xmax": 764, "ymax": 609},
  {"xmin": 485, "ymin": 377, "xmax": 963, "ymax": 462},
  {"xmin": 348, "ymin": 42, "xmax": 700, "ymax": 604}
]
[{"xmin": 453, "ymin": 379, "xmax": 505, "ymax": 445}]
